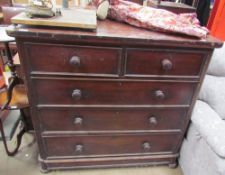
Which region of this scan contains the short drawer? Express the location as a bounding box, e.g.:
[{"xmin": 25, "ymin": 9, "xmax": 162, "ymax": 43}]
[
  {"xmin": 25, "ymin": 43, "xmax": 122, "ymax": 76},
  {"xmin": 39, "ymin": 108, "xmax": 187, "ymax": 132},
  {"xmin": 33, "ymin": 78, "xmax": 196, "ymax": 105},
  {"xmin": 125, "ymin": 48, "xmax": 206, "ymax": 77},
  {"xmin": 43, "ymin": 133, "xmax": 180, "ymax": 158}
]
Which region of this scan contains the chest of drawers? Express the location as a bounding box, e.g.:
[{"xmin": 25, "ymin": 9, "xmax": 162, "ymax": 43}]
[{"xmin": 8, "ymin": 20, "xmax": 222, "ymax": 172}]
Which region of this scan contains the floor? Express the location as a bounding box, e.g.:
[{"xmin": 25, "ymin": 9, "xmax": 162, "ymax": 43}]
[{"xmin": 0, "ymin": 132, "xmax": 183, "ymax": 175}]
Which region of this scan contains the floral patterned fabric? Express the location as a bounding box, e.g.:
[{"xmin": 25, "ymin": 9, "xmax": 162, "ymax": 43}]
[{"xmin": 108, "ymin": 0, "xmax": 208, "ymax": 38}]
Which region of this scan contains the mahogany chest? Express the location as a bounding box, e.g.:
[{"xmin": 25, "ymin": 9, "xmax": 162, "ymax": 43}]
[{"xmin": 7, "ymin": 20, "xmax": 222, "ymax": 172}]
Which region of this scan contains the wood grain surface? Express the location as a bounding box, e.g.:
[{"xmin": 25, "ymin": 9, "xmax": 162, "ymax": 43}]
[{"xmin": 11, "ymin": 8, "xmax": 97, "ymax": 29}]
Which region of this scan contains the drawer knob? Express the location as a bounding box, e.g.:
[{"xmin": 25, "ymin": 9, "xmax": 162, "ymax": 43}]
[
  {"xmin": 69, "ymin": 56, "xmax": 80, "ymax": 67},
  {"xmin": 74, "ymin": 117, "xmax": 83, "ymax": 125},
  {"xmin": 162, "ymin": 59, "xmax": 173, "ymax": 71},
  {"xmin": 149, "ymin": 116, "xmax": 157, "ymax": 125},
  {"xmin": 72, "ymin": 89, "xmax": 82, "ymax": 100},
  {"xmin": 75, "ymin": 144, "xmax": 83, "ymax": 153},
  {"xmin": 143, "ymin": 142, "xmax": 151, "ymax": 151},
  {"xmin": 154, "ymin": 90, "xmax": 165, "ymax": 100}
]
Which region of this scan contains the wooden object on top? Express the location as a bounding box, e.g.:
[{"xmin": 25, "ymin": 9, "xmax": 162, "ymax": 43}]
[
  {"xmin": 147, "ymin": 0, "xmax": 196, "ymax": 14},
  {"xmin": 11, "ymin": 8, "xmax": 97, "ymax": 30}
]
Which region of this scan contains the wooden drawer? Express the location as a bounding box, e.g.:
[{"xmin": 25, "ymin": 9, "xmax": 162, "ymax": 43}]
[
  {"xmin": 39, "ymin": 108, "xmax": 187, "ymax": 132},
  {"xmin": 125, "ymin": 48, "xmax": 206, "ymax": 77},
  {"xmin": 25, "ymin": 43, "xmax": 122, "ymax": 76},
  {"xmin": 43, "ymin": 133, "xmax": 180, "ymax": 158},
  {"xmin": 33, "ymin": 78, "xmax": 196, "ymax": 105}
]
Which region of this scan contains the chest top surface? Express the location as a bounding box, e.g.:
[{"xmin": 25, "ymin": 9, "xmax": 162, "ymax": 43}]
[{"xmin": 7, "ymin": 20, "xmax": 222, "ymax": 49}]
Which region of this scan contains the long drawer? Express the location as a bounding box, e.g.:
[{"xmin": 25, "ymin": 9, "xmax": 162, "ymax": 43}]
[
  {"xmin": 125, "ymin": 48, "xmax": 206, "ymax": 77},
  {"xmin": 33, "ymin": 78, "xmax": 196, "ymax": 105},
  {"xmin": 38, "ymin": 108, "xmax": 187, "ymax": 132},
  {"xmin": 25, "ymin": 43, "xmax": 122, "ymax": 76},
  {"xmin": 43, "ymin": 133, "xmax": 180, "ymax": 158}
]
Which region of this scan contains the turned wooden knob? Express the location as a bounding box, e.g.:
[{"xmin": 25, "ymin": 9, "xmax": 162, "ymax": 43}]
[
  {"xmin": 74, "ymin": 117, "xmax": 83, "ymax": 125},
  {"xmin": 143, "ymin": 142, "xmax": 151, "ymax": 151},
  {"xmin": 154, "ymin": 90, "xmax": 165, "ymax": 100},
  {"xmin": 161, "ymin": 59, "xmax": 173, "ymax": 71},
  {"xmin": 75, "ymin": 144, "xmax": 83, "ymax": 153},
  {"xmin": 72, "ymin": 89, "xmax": 82, "ymax": 100},
  {"xmin": 69, "ymin": 56, "xmax": 80, "ymax": 67},
  {"xmin": 149, "ymin": 116, "xmax": 157, "ymax": 125}
]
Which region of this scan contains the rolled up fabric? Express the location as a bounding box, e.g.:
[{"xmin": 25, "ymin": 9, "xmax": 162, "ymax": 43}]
[{"xmin": 108, "ymin": 0, "xmax": 208, "ymax": 38}]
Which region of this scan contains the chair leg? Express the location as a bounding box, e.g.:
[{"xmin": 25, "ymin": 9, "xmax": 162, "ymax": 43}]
[
  {"xmin": 19, "ymin": 108, "xmax": 30, "ymax": 132},
  {"xmin": 0, "ymin": 111, "xmax": 26, "ymax": 156}
]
